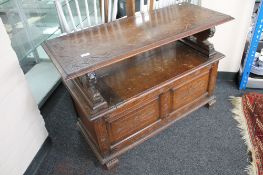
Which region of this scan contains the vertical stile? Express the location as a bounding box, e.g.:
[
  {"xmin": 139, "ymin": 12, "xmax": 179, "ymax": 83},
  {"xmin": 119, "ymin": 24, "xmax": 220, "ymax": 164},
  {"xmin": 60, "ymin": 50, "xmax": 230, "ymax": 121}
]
[
  {"xmin": 147, "ymin": 0, "xmax": 154, "ymax": 11},
  {"xmin": 94, "ymin": 0, "xmax": 98, "ymax": 24},
  {"xmin": 126, "ymin": 0, "xmax": 135, "ymax": 17},
  {"xmin": 154, "ymin": 0, "xmax": 157, "ymax": 9},
  {"xmin": 147, "ymin": 0, "xmax": 150, "ymax": 11},
  {"xmin": 65, "ymin": 0, "xmax": 78, "ymax": 31},
  {"xmin": 57, "ymin": 0, "xmax": 120, "ymax": 33},
  {"xmin": 55, "ymin": 0, "xmax": 71, "ymax": 33},
  {"xmin": 104, "ymin": 0, "xmax": 109, "ymax": 23},
  {"xmin": 112, "ymin": 0, "xmax": 118, "ymax": 21},
  {"xmin": 84, "ymin": 0, "xmax": 91, "ymax": 26},
  {"xmin": 75, "ymin": 0, "xmax": 84, "ymax": 28},
  {"xmin": 108, "ymin": 0, "xmax": 112, "ymax": 22},
  {"xmin": 140, "ymin": 0, "xmax": 144, "ymax": 12},
  {"xmin": 101, "ymin": 0, "xmax": 105, "ymax": 23}
]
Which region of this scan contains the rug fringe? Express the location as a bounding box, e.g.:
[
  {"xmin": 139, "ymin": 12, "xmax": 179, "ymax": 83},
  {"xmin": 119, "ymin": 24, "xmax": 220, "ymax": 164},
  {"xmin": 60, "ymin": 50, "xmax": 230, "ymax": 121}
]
[{"xmin": 229, "ymin": 96, "xmax": 257, "ymax": 175}]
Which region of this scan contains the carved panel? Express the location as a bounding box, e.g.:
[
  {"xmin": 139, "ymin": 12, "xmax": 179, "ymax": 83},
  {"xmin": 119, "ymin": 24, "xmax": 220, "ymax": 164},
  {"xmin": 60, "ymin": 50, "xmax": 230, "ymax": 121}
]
[
  {"xmin": 106, "ymin": 98, "xmax": 160, "ymax": 144},
  {"xmin": 172, "ymin": 72, "xmax": 210, "ymax": 110},
  {"xmin": 73, "ymin": 76, "xmax": 108, "ymax": 112}
]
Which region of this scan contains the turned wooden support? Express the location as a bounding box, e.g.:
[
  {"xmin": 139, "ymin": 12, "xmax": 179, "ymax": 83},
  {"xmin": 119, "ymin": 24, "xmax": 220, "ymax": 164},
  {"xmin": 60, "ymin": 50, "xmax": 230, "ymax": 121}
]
[
  {"xmin": 182, "ymin": 27, "xmax": 216, "ymax": 57},
  {"xmin": 78, "ymin": 72, "xmax": 108, "ymax": 112}
]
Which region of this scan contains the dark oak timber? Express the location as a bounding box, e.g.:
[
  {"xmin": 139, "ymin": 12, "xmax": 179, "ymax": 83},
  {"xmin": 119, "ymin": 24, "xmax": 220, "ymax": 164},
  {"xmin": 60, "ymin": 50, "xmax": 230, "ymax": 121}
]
[
  {"xmin": 43, "ymin": 2, "xmax": 233, "ymax": 169},
  {"xmin": 43, "ymin": 3, "xmax": 233, "ymax": 80},
  {"xmin": 182, "ymin": 27, "xmax": 217, "ymax": 57},
  {"xmin": 126, "ymin": 0, "xmax": 136, "ymax": 17}
]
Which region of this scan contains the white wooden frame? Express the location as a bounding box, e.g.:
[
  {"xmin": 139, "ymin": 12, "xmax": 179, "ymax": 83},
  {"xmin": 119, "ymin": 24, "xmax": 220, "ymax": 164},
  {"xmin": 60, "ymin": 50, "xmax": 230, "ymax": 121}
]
[{"xmin": 55, "ymin": 0, "xmax": 119, "ymax": 33}]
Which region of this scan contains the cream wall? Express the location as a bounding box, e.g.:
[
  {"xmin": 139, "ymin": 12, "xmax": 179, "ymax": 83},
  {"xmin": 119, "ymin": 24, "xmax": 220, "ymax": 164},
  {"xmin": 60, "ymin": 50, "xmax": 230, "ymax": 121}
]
[
  {"xmin": 0, "ymin": 19, "xmax": 48, "ymax": 175},
  {"xmin": 202, "ymin": 0, "xmax": 254, "ymax": 72}
]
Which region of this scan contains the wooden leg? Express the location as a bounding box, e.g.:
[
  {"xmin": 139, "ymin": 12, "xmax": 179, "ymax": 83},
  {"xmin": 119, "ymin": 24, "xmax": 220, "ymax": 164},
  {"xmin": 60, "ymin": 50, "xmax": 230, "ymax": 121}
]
[
  {"xmin": 207, "ymin": 97, "xmax": 216, "ymax": 108},
  {"xmin": 104, "ymin": 158, "xmax": 119, "ymax": 170}
]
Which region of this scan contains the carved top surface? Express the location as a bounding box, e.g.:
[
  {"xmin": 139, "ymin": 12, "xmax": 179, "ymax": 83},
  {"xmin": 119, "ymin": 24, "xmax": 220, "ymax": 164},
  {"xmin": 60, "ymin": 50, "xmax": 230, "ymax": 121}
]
[{"xmin": 43, "ymin": 3, "xmax": 233, "ymax": 80}]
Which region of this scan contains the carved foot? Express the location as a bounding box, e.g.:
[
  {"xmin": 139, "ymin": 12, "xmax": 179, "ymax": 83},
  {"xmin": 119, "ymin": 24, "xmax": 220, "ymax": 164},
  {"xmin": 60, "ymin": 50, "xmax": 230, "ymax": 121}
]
[
  {"xmin": 207, "ymin": 98, "xmax": 216, "ymax": 108},
  {"xmin": 104, "ymin": 158, "xmax": 119, "ymax": 170}
]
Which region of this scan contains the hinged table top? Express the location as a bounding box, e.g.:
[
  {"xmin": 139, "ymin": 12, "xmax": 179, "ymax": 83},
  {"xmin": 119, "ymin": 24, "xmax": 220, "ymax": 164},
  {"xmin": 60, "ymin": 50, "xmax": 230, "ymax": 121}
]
[{"xmin": 43, "ymin": 3, "xmax": 233, "ymax": 80}]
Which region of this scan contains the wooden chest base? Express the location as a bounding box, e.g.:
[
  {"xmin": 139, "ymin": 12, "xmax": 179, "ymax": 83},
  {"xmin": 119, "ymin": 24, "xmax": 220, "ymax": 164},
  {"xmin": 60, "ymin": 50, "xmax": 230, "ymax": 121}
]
[
  {"xmin": 67, "ymin": 41, "xmax": 223, "ymax": 169},
  {"xmin": 42, "ymin": 3, "xmax": 232, "ymax": 169},
  {"xmin": 77, "ymin": 95, "xmax": 216, "ymax": 169}
]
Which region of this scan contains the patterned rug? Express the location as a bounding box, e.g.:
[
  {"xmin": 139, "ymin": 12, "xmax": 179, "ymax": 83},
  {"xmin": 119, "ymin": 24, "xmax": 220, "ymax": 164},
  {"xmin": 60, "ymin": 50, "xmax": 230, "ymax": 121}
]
[{"xmin": 230, "ymin": 93, "xmax": 263, "ymax": 175}]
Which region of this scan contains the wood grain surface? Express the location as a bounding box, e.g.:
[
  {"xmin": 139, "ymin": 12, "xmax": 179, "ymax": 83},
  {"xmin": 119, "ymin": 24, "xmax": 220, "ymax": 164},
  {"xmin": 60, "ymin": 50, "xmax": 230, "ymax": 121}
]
[{"xmin": 43, "ymin": 3, "xmax": 233, "ymax": 80}]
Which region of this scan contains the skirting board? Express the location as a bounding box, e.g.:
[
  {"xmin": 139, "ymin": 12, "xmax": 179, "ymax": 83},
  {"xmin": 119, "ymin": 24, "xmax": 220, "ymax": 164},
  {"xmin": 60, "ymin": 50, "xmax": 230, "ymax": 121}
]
[
  {"xmin": 217, "ymin": 71, "xmax": 238, "ymax": 81},
  {"xmin": 24, "ymin": 137, "xmax": 52, "ymax": 175}
]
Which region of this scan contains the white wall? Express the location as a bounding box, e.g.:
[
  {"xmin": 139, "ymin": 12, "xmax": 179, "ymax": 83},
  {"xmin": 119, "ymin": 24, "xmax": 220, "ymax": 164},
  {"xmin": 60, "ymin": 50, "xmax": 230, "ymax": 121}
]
[
  {"xmin": 0, "ymin": 19, "xmax": 48, "ymax": 175},
  {"xmin": 202, "ymin": 0, "xmax": 254, "ymax": 72}
]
